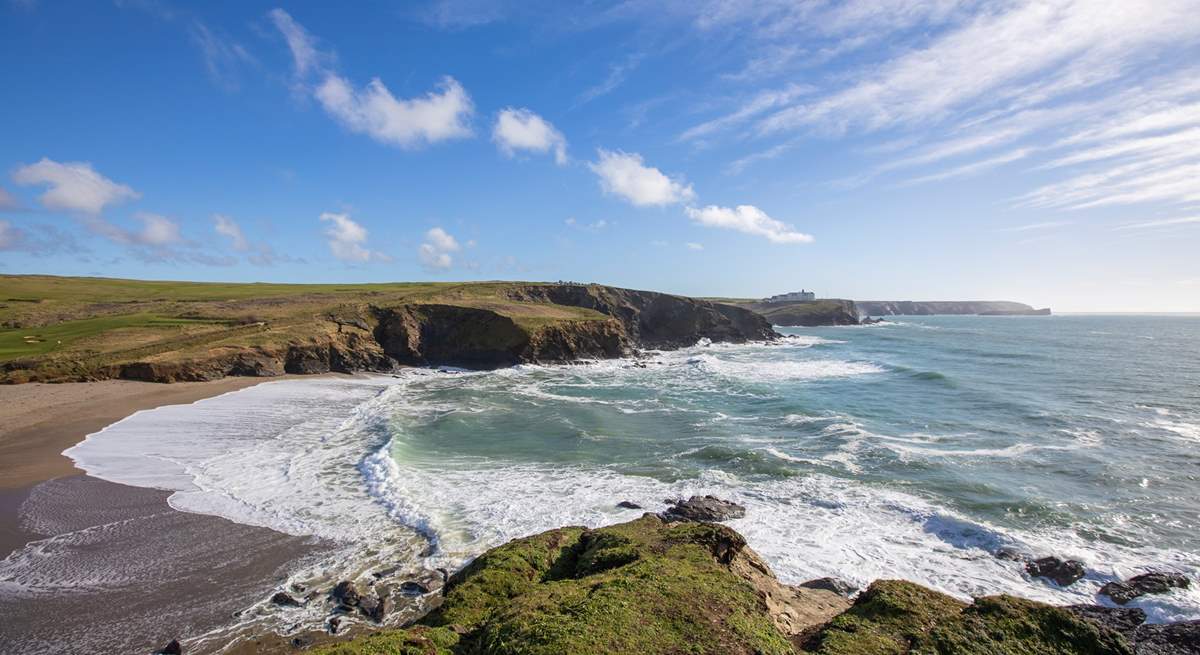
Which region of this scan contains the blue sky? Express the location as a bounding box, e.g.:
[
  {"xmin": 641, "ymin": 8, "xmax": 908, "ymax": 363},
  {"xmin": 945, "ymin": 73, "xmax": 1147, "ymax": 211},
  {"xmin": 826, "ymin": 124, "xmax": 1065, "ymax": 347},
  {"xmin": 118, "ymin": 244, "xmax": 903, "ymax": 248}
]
[{"xmin": 2, "ymin": 0, "xmax": 1199, "ymax": 311}]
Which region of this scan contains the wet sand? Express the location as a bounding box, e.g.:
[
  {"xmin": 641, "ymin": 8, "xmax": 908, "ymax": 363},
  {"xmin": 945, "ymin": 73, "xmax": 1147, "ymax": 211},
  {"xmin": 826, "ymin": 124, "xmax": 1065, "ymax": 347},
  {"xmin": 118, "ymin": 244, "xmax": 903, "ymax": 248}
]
[
  {"xmin": 0, "ymin": 378, "xmax": 296, "ymax": 490},
  {"xmin": 0, "ymin": 377, "xmax": 341, "ymax": 653}
]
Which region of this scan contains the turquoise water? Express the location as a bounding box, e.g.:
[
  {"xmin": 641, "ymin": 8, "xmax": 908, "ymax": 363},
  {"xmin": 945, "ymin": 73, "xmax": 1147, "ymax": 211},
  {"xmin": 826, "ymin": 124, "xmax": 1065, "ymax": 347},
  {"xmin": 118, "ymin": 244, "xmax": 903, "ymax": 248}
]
[{"xmin": 57, "ymin": 314, "xmax": 1200, "ymax": 631}]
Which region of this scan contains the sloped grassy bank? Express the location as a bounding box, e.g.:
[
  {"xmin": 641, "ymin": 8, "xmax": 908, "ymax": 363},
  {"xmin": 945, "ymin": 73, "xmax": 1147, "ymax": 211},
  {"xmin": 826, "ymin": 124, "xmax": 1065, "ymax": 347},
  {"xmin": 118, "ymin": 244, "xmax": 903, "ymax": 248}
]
[{"xmin": 271, "ymin": 513, "xmax": 1181, "ymax": 655}]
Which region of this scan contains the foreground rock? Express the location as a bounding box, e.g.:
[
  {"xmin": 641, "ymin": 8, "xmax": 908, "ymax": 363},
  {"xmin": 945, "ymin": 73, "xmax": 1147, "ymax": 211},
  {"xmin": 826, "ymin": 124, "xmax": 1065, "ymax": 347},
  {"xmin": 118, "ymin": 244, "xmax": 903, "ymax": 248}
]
[
  {"xmin": 295, "ymin": 515, "xmax": 1197, "ymax": 655},
  {"xmin": 1101, "ymin": 572, "xmax": 1190, "ymax": 605},
  {"xmin": 306, "ymin": 514, "xmax": 846, "ymax": 655},
  {"xmin": 1026, "ymin": 556, "xmax": 1086, "ymax": 586},
  {"xmin": 663, "ymin": 495, "xmax": 746, "ymax": 522}
]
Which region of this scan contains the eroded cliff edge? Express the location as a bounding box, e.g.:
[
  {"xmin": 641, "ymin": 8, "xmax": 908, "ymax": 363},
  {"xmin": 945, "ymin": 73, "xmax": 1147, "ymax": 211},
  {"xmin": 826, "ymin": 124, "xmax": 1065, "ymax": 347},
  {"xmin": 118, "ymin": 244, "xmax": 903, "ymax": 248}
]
[{"xmin": 1, "ymin": 282, "xmax": 776, "ymax": 383}]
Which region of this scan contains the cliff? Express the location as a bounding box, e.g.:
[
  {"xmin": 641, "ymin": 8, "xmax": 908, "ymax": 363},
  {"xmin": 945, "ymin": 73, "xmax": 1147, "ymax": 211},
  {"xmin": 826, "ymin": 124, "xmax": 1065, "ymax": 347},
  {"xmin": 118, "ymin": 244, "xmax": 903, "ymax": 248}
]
[
  {"xmin": 262, "ymin": 515, "xmax": 1169, "ymax": 655},
  {"xmin": 0, "ymin": 277, "xmax": 776, "ymax": 383},
  {"xmin": 856, "ymin": 300, "xmax": 1049, "ymax": 316},
  {"xmin": 732, "ymin": 299, "xmax": 861, "ymax": 327}
]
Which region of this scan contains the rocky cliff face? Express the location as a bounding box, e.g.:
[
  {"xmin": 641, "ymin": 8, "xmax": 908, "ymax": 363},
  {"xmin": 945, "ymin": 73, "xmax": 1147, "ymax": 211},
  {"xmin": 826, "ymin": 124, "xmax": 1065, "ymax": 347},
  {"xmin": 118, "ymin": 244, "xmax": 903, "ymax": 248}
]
[
  {"xmin": 856, "ymin": 300, "xmax": 1040, "ymax": 316},
  {"xmin": 25, "ymin": 285, "xmax": 775, "ymax": 383},
  {"xmin": 733, "ymin": 299, "xmax": 861, "ymax": 327},
  {"xmin": 504, "ymin": 284, "xmax": 777, "ymax": 348}
]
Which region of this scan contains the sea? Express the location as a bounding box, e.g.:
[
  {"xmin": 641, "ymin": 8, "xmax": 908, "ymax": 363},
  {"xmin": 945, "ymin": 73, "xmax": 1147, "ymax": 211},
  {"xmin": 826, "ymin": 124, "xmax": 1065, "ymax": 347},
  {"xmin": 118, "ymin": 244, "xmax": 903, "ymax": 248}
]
[{"xmin": 11, "ymin": 314, "xmax": 1200, "ymax": 645}]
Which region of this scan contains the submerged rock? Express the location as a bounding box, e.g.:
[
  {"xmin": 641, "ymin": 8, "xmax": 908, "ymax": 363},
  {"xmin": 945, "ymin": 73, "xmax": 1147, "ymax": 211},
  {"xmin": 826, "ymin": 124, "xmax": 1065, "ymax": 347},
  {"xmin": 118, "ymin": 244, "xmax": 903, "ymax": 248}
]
[
  {"xmin": 995, "ymin": 545, "xmax": 1028, "ymax": 562},
  {"xmin": 800, "ymin": 577, "xmax": 859, "ymax": 597},
  {"xmin": 663, "ymin": 495, "xmax": 746, "ymax": 522},
  {"xmin": 616, "ymin": 500, "xmax": 643, "ymax": 510},
  {"xmin": 1101, "ymin": 572, "xmax": 1190, "ymax": 605},
  {"xmin": 1026, "ymin": 556, "xmax": 1086, "ymax": 587},
  {"xmin": 1134, "ymin": 620, "xmax": 1200, "ymax": 654},
  {"xmin": 154, "ymin": 639, "xmax": 182, "ymax": 655},
  {"xmin": 269, "ymin": 591, "xmax": 302, "ymax": 607},
  {"xmin": 332, "ymin": 580, "xmax": 362, "ymax": 607}
]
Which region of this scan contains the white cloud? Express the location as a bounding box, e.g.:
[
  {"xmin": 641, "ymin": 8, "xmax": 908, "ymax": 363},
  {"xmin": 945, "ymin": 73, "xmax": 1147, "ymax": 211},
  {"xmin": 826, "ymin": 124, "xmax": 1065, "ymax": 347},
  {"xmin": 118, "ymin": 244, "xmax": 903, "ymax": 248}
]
[
  {"xmin": 268, "ymin": 8, "xmax": 321, "ymax": 76},
  {"xmin": 679, "ymin": 84, "xmax": 811, "ymax": 142},
  {"xmin": 589, "ymin": 149, "xmax": 695, "ymax": 207},
  {"xmin": 131, "ymin": 212, "xmax": 182, "ymax": 245},
  {"xmin": 418, "ymin": 226, "xmax": 461, "ymax": 270},
  {"xmin": 0, "ymin": 186, "xmax": 17, "ymax": 209},
  {"xmin": 1114, "ymin": 215, "xmax": 1200, "ymax": 231},
  {"xmin": 758, "ymin": 0, "xmax": 1200, "ymax": 135},
  {"xmin": 684, "ymin": 204, "xmax": 813, "ymax": 244},
  {"xmin": 315, "ymin": 74, "xmax": 474, "ymax": 149},
  {"xmin": 190, "ymin": 20, "xmax": 255, "ymax": 90},
  {"xmin": 0, "ymin": 220, "xmax": 16, "ymax": 249},
  {"xmin": 213, "ymin": 214, "xmax": 249, "ymax": 250},
  {"xmin": 685, "ymin": 242, "xmax": 704, "ymax": 250},
  {"xmin": 898, "ymin": 147, "xmax": 1032, "ymax": 186},
  {"xmin": 12, "ymin": 158, "xmax": 140, "ymax": 214},
  {"xmin": 577, "ymin": 55, "xmax": 642, "ymax": 105},
  {"xmin": 493, "ymin": 108, "xmax": 567, "ymax": 164},
  {"xmin": 269, "ymin": 9, "xmax": 474, "ymax": 149},
  {"xmin": 565, "ymin": 217, "xmax": 608, "ymax": 231},
  {"xmin": 320, "ymin": 211, "xmax": 385, "ymax": 262}
]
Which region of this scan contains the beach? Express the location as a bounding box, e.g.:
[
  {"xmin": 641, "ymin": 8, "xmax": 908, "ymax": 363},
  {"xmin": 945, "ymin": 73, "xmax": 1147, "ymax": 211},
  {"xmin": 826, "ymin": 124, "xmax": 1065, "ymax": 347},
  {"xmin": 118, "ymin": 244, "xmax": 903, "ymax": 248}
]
[{"xmin": 0, "ymin": 376, "xmax": 339, "ymax": 654}]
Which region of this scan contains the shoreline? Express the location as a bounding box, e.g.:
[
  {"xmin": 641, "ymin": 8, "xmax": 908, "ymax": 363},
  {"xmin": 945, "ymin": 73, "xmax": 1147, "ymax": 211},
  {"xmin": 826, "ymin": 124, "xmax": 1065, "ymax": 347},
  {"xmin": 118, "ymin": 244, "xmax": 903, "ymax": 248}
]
[
  {"xmin": 0, "ymin": 375, "xmax": 345, "ymax": 654},
  {"xmin": 0, "ymin": 375, "xmax": 330, "ymax": 490}
]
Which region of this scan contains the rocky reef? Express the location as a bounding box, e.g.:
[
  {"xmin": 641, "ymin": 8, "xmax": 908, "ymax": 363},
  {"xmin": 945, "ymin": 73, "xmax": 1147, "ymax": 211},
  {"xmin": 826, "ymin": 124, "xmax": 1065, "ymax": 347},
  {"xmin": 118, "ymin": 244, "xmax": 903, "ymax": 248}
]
[{"xmin": 235, "ymin": 512, "xmax": 1197, "ymax": 655}]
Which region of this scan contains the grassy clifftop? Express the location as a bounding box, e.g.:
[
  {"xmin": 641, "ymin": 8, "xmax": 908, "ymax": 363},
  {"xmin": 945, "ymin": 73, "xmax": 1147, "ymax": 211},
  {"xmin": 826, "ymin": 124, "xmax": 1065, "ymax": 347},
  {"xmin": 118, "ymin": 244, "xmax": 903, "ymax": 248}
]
[{"xmin": 0, "ymin": 275, "xmax": 775, "ymax": 383}]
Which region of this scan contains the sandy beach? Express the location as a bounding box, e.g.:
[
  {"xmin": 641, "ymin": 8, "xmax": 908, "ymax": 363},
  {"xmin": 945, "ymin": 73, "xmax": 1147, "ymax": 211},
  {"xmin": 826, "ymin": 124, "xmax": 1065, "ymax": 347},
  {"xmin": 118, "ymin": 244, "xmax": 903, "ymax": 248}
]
[
  {"xmin": 0, "ymin": 375, "xmax": 341, "ymax": 654},
  {"xmin": 0, "ymin": 377, "xmax": 299, "ymax": 490}
]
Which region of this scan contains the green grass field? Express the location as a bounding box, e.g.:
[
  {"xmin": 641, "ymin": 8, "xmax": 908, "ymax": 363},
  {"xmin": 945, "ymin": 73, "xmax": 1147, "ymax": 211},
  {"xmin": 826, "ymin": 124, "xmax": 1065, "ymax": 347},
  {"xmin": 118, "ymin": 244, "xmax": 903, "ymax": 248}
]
[{"xmin": 0, "ymin": 275, "xmax": 607, "ymax": 380}]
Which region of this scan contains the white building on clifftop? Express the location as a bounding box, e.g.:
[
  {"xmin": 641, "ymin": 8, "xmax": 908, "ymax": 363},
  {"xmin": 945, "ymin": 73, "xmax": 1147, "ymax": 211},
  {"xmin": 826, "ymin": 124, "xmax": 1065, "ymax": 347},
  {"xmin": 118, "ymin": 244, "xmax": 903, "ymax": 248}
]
[{"xmin": 764, "ymin": 290, "xmax": 816, "ymax": 303}]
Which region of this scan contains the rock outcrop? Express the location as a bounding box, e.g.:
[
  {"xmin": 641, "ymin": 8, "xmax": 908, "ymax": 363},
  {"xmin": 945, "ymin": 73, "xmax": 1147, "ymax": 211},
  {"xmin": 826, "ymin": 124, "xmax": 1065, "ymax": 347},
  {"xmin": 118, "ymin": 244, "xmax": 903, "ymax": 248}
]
[
  {"xmin": 1026, "ymin": 556, "xmax": 1087, "ymax": 587},
  {"xmin": 1101, "ymin": 572, "xmax": 1190, "ymax": 605}
]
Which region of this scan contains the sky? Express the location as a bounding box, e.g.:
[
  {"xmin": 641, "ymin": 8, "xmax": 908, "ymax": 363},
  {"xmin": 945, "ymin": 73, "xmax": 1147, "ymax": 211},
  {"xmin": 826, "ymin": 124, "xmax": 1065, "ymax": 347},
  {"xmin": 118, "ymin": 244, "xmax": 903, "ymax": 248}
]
[{"xmin": 2, "ymin": 1, "xmax": 1199, "ymax": 312}]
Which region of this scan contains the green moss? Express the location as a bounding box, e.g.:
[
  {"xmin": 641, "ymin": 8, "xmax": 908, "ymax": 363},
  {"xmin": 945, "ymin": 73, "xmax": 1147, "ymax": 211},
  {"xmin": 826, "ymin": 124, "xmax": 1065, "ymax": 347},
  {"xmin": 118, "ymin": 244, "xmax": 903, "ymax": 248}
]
[
  {"xmin": 801, "ymin": 580, "xmax": 1134, "ymax": 655},
  {"xmin": 319, "ymin": 516, "xmax": 791, "ymax": 655},
  {"xmin": 309, "ymin": 626, "xmax": 460, "ymax": 655}
]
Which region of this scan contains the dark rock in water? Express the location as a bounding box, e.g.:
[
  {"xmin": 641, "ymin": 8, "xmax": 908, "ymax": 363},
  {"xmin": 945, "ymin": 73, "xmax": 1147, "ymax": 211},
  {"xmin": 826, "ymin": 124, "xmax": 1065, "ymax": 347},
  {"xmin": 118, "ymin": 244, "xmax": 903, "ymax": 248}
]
[
  {"xmin": 328, "ymin": 617, "xmax": 342, "ymax": 635},
  {"xmin": 1026, "ymin": 556, "xmax": 1085, "ymax": 586},
  {"xmin": 1100, "ymin": 572, "xmax": 1190, "ymax": 605},
  {"xmin": 995, "ymin": 545, "xmax": 1028, "ymax": 562},
  {"xmin": 290, "ymin": 636, "xmax": 314, "ymax": 649},
  {"xmin": 361, "ymin": 593, "xmax": 393, "ymax": 622},
  {"xmin": 155, "ymin": 640, "xmax": 182, "ymax": 655},
  {"xmin": 1134, "ymin": 620, "xmax": 1200, "ymax": 654},
  {"xmin": 616, "ymin": 500, "xmax": 643, "ymax": 510},
  {"xmin": 1065, "ymin": 604, "xmax": 1146, "ymax": 639},
  {"xmin": 270, "ymin": 591, "xmax": 302, "ymax": 607},
  {"xmin": 400, "ymin": 580, "xmax": 431, "ymax": 596},
  {"xmin": 331, "ymin": 580, "xmax": 361, "ymax": 607},
  {"xmin": 663, "ymin": 495, "xmax": 746, "ymax": 522},
  {"xmin": 799, "ymin": 577, "xmax": 858, "ymax": 597}
]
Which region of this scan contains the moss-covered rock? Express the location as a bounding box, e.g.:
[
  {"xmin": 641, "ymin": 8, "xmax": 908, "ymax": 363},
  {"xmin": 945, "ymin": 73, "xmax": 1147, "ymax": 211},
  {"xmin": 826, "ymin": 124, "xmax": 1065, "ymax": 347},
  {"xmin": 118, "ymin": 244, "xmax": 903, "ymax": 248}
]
[
  {"xmin": 307, "ymin": 519, "xmax": 1141, "ymax": 655},
  {"xmin": 799, "ymin": 580, "xmax": 1134, "ymax": 655},
  {"xmin": 310, "ymin": 515, "xmax": 840, "ymax": 655}
]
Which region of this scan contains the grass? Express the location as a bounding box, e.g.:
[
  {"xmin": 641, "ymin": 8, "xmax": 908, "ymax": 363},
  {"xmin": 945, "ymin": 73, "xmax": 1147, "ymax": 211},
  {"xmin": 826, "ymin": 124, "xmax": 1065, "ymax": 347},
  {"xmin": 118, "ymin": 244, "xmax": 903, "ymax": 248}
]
[{"xmin": 0, "ymin": 275, "xmax": 608, "ymax": 381}]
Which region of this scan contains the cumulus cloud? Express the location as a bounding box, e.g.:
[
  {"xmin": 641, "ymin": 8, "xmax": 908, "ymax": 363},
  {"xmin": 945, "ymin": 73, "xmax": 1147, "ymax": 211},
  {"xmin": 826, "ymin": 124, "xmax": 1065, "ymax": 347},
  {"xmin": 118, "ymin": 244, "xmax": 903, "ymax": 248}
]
[
  {"xmin": 0, "ymin": 186, "xmax": 17, "ymax": 210},
  {"xmin": 684, "ymin": 204, "xmax": 813, "ymax": 244},
  {"xmin": 12, "ymin": 158, "xmax": 140, "ymax": 214},
  {"xmin": 493, "ymin": 108, "xmax": 567, "ymax": 164},
  {"xmin": 418, "ymin": 226, "xmax": 460, "ymax": 270},
  {"xmin": 82, "ymin": 212, "xmax": 183, "ymax": 246},
  {"xmin": 320, "ymin": 212, "xmax": 386, "ymax": 263},
  {"xmin": 589, "ymin": 149, "xmax": 695, "ymax": 207},
  {"xmin": 213, "ymin": 214, "xmax": 249, "ymax": 251},
  {"xmin": 315, "ymin": 75, "xmax": 473, "ymax": 149},
  {"xmin": 269, "ymin": 9, "xmax": 474, "ymax": 149}
]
